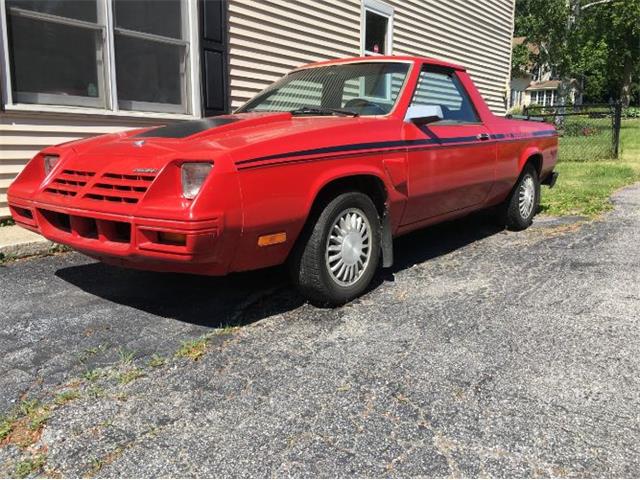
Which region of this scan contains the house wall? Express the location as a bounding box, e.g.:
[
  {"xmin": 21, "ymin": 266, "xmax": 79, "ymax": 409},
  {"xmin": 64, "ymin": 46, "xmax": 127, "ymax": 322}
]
[
  {"xmin": 390, "ymin": 0, "xmax": 514, "ymax": 114},
  {"xmin": 227, "ymin": 0, "xmax": 362, "ymax": 109},
  {"xmin": 227, "ymin": 0, "xmax": 515, "ymax": 113}
]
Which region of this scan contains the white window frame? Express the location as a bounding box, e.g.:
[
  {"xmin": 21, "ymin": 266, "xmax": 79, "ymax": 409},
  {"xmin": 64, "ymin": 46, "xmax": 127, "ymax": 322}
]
[
  {"xmin": 0, "ymin": 0, "xmax": 202, "ymax": 119},
  {"xmin": 361, "ymin": 0, "xmax": 393, "ymax": 57},
  {"xmin": 359, "ymin": 0, "xmax": 393, "ymax": 102}
]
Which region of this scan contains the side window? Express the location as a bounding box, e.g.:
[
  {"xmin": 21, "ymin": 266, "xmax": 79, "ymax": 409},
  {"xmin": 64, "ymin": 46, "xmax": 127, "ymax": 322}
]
[{"xmin": 410, "ymin": 69, "xmax": 479, "ymax": 124}]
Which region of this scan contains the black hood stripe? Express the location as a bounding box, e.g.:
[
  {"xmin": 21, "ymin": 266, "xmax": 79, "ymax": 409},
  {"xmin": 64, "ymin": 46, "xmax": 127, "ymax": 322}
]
[
  {"xmin": 236, "ymin": 130, "xmax": 557, "ymax": 169},
  {"xmin": 136, "ymin": 117, "xmax": 238, "ymax": 139}
]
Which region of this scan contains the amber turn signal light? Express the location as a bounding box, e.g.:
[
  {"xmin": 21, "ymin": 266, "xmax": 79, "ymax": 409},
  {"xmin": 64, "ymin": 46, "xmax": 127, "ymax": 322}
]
[
  {"xmin": 258, "ymin": 232, "xmax": 287, "ymax": 247},
  {"xmin": 157, "ymin": 232, "xmax": 187, "ymax": 246}
]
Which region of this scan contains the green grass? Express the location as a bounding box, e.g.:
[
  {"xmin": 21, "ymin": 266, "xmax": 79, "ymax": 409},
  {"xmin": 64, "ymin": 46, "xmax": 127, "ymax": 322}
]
[
  {"xmin": 147, "ymin": 354, "xmax": 166, "ymax": 368},
  {"xmin": 54, "ymin": 389, "xmax": 81, "ymax": 406},
  {"xmin": 175, "ymin": 338, "xmax": 208, "ymax": 361},
  {"xmin": 116, "ymin": 367, "xmax": 144, "ymax": 385},
  {"xmin": 13, "ymin": 455, "xmax": 46, "ymax": 478},
  {"xmin": 541, "ymin": 118, "xmax": 640, "ymax": 216}
]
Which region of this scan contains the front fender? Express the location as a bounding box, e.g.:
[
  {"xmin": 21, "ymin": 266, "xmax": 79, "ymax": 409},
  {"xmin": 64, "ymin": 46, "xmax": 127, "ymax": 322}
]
[{"xmin": 230, "ymin": 155, "xmax": 404, "ymax": 272}]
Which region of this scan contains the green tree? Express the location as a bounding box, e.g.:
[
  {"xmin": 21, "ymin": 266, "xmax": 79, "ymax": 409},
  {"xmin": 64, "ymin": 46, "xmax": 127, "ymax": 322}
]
[
  {"xmin": 514, "ymin": 0, "xmax": 640, "ymax": 105},
  {"xmin": 576, "ymin": 0, "xmax": 640, "ymax": 105}
]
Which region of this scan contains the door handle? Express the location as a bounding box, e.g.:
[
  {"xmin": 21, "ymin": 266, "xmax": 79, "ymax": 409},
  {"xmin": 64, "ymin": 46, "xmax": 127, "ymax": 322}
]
[{"xmin": 476, "ymin": 133, "xmax": 491, "ymax": 141}]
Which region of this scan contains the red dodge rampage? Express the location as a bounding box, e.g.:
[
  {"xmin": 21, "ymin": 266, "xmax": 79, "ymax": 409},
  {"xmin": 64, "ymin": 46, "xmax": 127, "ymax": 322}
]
[{"xmin": 8, "ymin": 56, "xmax": 558, "ymax": 305}]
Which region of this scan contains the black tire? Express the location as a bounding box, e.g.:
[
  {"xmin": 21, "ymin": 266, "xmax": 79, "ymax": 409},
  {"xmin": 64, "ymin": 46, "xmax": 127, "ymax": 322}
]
[
  {"xmin": 289, "ymin": 192, "xmax": 381, "ymax": 306},
  {"xmin": 499, "ymin": 164, "xmax": 540, "ymax": 231}
]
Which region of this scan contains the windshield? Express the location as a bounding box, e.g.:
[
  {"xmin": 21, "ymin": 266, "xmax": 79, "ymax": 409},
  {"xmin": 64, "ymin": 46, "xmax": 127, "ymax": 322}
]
[{"xmin": 237, "ymin": 62, "xmax": 411, "ymax": 116}]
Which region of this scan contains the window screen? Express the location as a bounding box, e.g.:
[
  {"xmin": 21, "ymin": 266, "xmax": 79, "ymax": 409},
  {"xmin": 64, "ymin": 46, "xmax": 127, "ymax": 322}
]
[
  {"xmin": 364, "ymin": 10, "xmax": 388, "ymax": 54},
  {"xmin": 113, "ymin": 0, "xmax": 187, "ymax": 113},
  {"xmin": 6, "ymin": 0, "xmax": 105, "ymax": 108},
  {"xmin": 5, "ymin": 0, "xmax": 191, "ymax": 114},
  {"xmin": 410, "ymin": 69, "xmax": 479, "ymax": 123}
]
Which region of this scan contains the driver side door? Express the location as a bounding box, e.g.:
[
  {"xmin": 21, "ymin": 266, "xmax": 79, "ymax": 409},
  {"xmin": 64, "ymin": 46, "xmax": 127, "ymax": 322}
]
[{"xmin": 401, "ymin": 66, "xmax": 497, "ymax": 226}]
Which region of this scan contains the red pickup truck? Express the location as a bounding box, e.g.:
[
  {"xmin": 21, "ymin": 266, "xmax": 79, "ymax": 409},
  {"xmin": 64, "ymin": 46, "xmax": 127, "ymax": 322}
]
[{"xmin": 8, "ymin": 56, "xmax": 558, "ymax": 305}]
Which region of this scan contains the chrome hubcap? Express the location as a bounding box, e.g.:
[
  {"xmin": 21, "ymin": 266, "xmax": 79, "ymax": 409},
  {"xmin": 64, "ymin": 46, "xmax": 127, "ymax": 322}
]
[
  {"xmin": 519, "ymin": 175, "xmax": 536, "ymax": 219},
  {"xmin": 325, "ymin": 208, "xmax": 371, "ymax": 287}
]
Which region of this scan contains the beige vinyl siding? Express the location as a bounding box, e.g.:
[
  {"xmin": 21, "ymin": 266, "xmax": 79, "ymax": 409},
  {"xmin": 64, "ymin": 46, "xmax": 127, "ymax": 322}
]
[
  {"xmin": 228, "ymin": 0, "xmax": 361, "ymax": 109},
  {"xmin": 389, "ymin": 0, "xmax": 514, "ymax": 113},
  {"xmin": 228, "ymin": 0, "xmax": 514, "ymax": 113},
  {"xmin": 0, "ymin": 113, "xmax": 154, "ymax": 218}
]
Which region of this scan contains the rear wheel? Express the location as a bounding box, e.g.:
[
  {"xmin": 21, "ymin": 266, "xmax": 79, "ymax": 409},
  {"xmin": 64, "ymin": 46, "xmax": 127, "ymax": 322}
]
[
  {"xmin": 500, "ymin": 164, "xmax": 540, "ymax": 231},
  {"xmin": 290, "ymin": 192, "xmax": 381, "ymax": 306}
]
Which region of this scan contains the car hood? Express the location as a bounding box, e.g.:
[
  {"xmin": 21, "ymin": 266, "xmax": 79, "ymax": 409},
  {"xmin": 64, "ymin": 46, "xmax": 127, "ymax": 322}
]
[{"xmin": 58, "ymin": 112, "xmax": 399, "ymax": 172}]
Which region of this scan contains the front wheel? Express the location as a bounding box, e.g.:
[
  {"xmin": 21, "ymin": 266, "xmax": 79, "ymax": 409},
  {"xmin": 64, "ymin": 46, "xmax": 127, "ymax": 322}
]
[
  {"xmin": 500, "ymin": 164, "xmax": 540, "ymax": 231},
  {"xmin": 289, "ymin": 192, "xmax": 381, "ymax": 306}
]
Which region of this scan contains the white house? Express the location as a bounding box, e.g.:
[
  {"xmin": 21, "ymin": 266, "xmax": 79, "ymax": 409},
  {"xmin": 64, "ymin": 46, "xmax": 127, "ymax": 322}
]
[
  {"xmin": 508, "ymin": 36, "xmax": 581, "ymax": 111},
  {"xmin": 0, "ymin": 0, "xmax": 515, "ymax": 218}
]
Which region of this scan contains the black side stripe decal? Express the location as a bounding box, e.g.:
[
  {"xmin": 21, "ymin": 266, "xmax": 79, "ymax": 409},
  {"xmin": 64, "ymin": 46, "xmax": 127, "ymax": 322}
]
[{"xmin": 236, "ymin": 130, "xmax": 557, "ymax": 168}]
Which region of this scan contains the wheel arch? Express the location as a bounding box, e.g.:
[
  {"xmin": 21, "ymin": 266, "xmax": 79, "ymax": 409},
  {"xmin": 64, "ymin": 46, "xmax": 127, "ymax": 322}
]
[
  {"xmin": 519, "ymin": 147, "xmax": 543, "ymax": 178},
  {"xmin": 308, "ymin": 173, "xmax": 389, "ymax": 218},
  {"xmin": 295, "ymin": 171, "xmax": 394, "ymax": 268}
]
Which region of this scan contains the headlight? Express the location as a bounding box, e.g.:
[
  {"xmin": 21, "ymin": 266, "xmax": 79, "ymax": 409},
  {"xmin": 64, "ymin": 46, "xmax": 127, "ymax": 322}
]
[
  {"xmin": 43, "ymin": 155, "xmax": 60, "ymax": 176},
  {"xmin": 181, "ymin": 162, "xmax": 213, "ymax": 199}
]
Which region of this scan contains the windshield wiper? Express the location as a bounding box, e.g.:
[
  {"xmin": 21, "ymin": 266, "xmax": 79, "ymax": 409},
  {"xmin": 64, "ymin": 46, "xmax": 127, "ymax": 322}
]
[{"xmin": 290, "ymin": 105, "xmax": 359, "ymax": 117}]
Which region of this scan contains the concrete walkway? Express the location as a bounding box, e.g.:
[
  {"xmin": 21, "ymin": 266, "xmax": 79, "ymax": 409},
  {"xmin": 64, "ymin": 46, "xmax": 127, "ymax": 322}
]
[{"xmin": 0, "ymin": 224, "xmax": 53, "ymax": 259}]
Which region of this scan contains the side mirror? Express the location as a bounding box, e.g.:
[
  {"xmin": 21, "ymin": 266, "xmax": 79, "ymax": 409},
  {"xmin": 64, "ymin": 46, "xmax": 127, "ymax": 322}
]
[{"xmin": 405, "ymin": 105, "xmax": 443, "ymax": 125}]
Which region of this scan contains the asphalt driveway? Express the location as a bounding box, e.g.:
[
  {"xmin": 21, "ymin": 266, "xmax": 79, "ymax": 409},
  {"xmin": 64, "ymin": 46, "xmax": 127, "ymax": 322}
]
[{"xmin": 1, "ymin": 185, "xmax": 639, "ymax": 477}]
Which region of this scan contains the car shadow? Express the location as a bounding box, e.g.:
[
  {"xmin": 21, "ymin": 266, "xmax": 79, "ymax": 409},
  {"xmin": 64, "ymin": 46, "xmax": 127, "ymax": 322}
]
[{"xmin": 55, "ymin": 210, "xmax": 503, "ymax": 328}]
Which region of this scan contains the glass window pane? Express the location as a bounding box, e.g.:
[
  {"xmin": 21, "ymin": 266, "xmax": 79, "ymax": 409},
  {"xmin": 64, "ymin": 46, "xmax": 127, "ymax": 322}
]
[
  {"xmin": 365, "ymin": 10, "xmax": 387, "ymax": 54},
  {"xmin": 7, "ymin": 14, "xmax": 104, "ymax": 107},
  {"xmin": 114, "ymin": 0, "xmax": 182, "ymax": 39},
  {"xmin": 115, "ymin": 34, "xmax": 185, "ymax": 112},
  {"xmin": 239, "ymin": 62, "xmax": 409, "ymax": 116},
  {"xmin": 6, "ymin": 0, "xmax": 97, "ymax": 22},
  {"xmin": 251, "ymin": 79, "xmax": 324, "ymax": 112},
  {"xmin": 410, "ymin": 69, "xmax": 479, "ymax": 123}
]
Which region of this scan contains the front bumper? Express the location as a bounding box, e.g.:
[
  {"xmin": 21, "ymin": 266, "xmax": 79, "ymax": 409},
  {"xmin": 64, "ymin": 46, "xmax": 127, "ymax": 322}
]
[{"xmin": 8, "ymin": 196, "xmax": 229, "ymax": 275}]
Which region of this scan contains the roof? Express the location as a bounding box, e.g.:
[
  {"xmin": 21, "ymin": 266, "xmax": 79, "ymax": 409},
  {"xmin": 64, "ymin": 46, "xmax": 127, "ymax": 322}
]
[
  {"xmin": 297, "ymin": 55, "xmax": 466, "ymax": 72},
  {"xmin": 526, "ymin": 80, "xmax": 562, "ymax": 91},
  {"xmin": 512, "ymin": 36, "xmax": 540, "ymax": 55}
]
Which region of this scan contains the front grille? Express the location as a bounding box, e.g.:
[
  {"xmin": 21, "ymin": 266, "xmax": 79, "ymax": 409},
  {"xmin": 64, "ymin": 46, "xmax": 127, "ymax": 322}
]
[
  {"xmin": 44, "ymin": 169, "xmax": 95, "ymax": 197},
  {"xmin": 84, "ymin": 172, "xmax": 156, "ymax": 204}
]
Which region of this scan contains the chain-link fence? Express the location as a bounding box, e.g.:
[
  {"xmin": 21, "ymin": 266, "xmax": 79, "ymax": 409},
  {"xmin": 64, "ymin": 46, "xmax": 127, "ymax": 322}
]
[{"xmin": 520, "ymin": 103, "xmax": 623, "ymax": 162}]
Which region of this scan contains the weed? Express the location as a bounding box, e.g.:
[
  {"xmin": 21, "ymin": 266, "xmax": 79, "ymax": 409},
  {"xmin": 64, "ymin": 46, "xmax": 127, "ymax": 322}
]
[
  {"xmin": 54, "ymin": 389, "xmax": 81, "ymax": 406},
  {"xmin": 175, "ymin": 338, "xmax": 208, "ymax": 361},
  {"xmin": 90, "ymin": 456, "xmax": 104, "ymax": 473},
  {"xmin": 13, "ymin": 455, "xmax": 46, "ymax": 478},
  {"xmin": 117, "ymin": 368, "xmax": 144, "ymax": 385},
  {"xmin": 148, "ymin": 354, "xmax": 166, "ymax": 368},
  {"xmin": 0, "ymin": 415, "xmax": 14, "ymax": 441},
  {"xmin": 18, "ymin": 399, "xmax": 40, "ymax": 417},
  {"xmin": 27, "ymin": 410, "xmax": 50, "ymax": 431},
  {"xmin": 83, "ymin": 369, "xmax": 101, "ymax": 382},
  {"xmin": 78, "ymin": 344, "xmax": 110, "ymax": 364},
  {"xmin": 117, "ymin": 347, "xmax": 136, "ymax": 366},
  {"xmin": 114, "ymin": 392, "xmax": 128, "ymax": 402},
  {"xmin": 87, "ymin": 385, "xmax": 105, "ymax": 398},
  {"xmin": 99, "ymin": 419, "xmax": 114, "ymax": 429}
]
